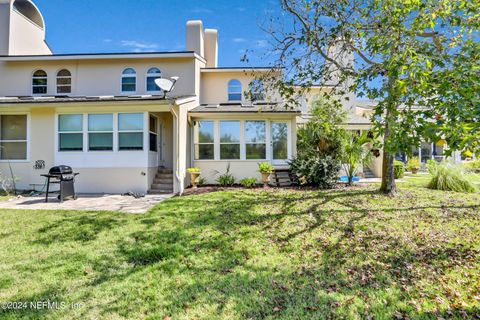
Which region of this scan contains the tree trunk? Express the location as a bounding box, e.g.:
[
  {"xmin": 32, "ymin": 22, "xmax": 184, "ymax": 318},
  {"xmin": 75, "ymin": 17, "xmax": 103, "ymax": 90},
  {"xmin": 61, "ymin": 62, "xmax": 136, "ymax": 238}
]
[{"xmin": 380, "ymin": 117, "xmax": 397, "ymax": 195}]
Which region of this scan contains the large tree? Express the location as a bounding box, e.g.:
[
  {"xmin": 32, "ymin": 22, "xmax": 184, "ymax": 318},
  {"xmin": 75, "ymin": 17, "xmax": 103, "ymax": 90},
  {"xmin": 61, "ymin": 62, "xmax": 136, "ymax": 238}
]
[{"xmin": 259, "ymin": 0, "xmax": 479, "ymax": 195}]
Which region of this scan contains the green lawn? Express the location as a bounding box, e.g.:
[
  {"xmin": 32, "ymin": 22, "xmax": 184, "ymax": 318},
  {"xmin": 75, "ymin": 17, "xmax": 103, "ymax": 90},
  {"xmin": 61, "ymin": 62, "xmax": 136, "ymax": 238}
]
[{"xmin": 1, "ymin": 180, "xmax": 480, "ymax": 319}]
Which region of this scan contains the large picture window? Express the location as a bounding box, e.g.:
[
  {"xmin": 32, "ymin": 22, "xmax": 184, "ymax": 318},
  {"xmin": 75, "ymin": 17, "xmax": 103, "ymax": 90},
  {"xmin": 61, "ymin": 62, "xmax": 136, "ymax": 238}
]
[
  {"xmin": 194, "ymin": 121, "xmax": 214, "ymax": 160},
  {"xmin": 88, "ymin": 114, "xmax": 113, "ymax": 151},
  {"xmin": 245, "ymin": 121, "xmax": 266, "ymax": 159},
  {"xmin": 0, "ymin": 115, "xmax": 27, "ymax": 160},
  {"xmin": 220, "ymin": 121, "xmax": 240, "ymax": 159},
  {"xmin": 58, "ymin": 114, "xmax": 83, "ymax": 151},
  {"xmin": 118, "ymin": 113, "xmax": 144, "ymax": 150}
]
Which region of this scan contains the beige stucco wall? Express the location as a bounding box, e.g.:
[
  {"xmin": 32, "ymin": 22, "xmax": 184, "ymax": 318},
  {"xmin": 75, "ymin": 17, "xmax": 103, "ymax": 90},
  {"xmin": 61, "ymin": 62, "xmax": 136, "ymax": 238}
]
[
  {"xmin": 74, "ymin": 167, "xmax": 149, "ymax": 194},
  {"xmin": 0, "ymin": 57, "xmax": 197, "ymax": 97},
  {"xmin": 200, "ymin": 71, "xmax": 281, "ymax": 105},
  {"xmin": 193, "ymin": 161, "xmax": 268, "ymax": 185},
  {"xmin": 9, "ymin": 9, "xmax": 51, "ymax": 55}
]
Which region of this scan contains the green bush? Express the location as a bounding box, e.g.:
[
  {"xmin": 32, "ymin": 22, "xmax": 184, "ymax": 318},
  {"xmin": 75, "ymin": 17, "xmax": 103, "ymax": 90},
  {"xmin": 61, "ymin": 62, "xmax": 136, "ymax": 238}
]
[
  {"xmin": 394, "ymin": 161, "xmax": 405, "ymax": 179},
  {"xmin": 464, "ymin": 160, "xmax": 480, "ymax": 173},
  {"xmin": 198, "ymin": 177, "xmax": 207, "ymax": 186},
  {"xmin": 240, "ymin": 177, "xmax": 257, "ymax": 188},
  {"xmin": 216, "ymin": 164, "xmax": 235, "ymax": 186},
  {"xmin": 258, "ymin": 162, "xmax": 274, "ymax": 174},
  {"xmin": 407, "ymin": 157, "xmax": 420, "ymax": 172},
  {"xmin": 428, "ymin": 162, "xmax": 477, "ymax": 193},
  {"xmin": 289, "ymin": 155, "xmax": 340, "ymax": 189}
]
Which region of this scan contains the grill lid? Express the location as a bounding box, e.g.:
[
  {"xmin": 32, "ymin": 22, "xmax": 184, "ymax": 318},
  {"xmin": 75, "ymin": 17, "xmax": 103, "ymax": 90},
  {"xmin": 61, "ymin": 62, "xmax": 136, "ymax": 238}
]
[{"xmin": 49, "ymin": 165, "xmax": 73, "ymax": 175}]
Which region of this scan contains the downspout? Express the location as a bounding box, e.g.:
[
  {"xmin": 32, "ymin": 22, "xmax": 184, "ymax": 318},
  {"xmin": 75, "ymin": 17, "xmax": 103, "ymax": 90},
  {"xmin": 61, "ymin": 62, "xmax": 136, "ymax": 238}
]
[{"xmin": 171, "ymin": 107, "xmax": 183, "ymax": 195}]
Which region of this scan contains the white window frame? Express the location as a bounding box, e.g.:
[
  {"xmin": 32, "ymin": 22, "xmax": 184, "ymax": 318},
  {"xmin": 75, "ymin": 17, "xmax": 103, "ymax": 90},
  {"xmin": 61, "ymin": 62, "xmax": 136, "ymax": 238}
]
[
  {"xmin": 121, "ymin": 68, "xmax": 137, "ymax": 94},
  {"xmin": 118, "ymin": 113, "xmax": 144, "ymax": 151},
  {"xmin": 56, "ymin": 69, "xmax": 72, "ymax": 94},
  {"xmin": 87, "ymin": 114, "xmax": 114, "ymax": 152},
  {"xmin": 32, "ymin": 70, "xmax": 48, "ymax": 96},
  {"xmin": 245, "ymin": 120, "xmax": 267, "ymax": 160},
  {"xmin": 219, "ymin": 120, "xmax": 241, "ymax": 160},
  {"xmin": 194, "ymin": 120, "xmax": 215, "ymax": 160},
  {"xmin": 146, "ymin": 67, "xmax": 162, "ymax": 93},
  {"xmin": 227, "ymin": 79, "xmax": 242, "ymax": 101},
  {"xmin": 0, "ymin": 113, "xmax": 30, "ymax": 162},
  {"xmin": 192, "ymin": 119, "xmax": 292, "ymax": 163},
  {"xmin": 58, "ymin": 114, "xmax": 83, "ymax": 152}
]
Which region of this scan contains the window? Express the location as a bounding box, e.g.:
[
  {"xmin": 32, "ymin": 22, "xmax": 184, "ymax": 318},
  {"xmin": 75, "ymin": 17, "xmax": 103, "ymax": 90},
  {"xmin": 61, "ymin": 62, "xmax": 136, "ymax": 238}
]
[
  {"xmin": 245, "ymin": 121, "xmax": 266, "ymax": 159},
  {"xmin": 88, "ymin": 114, "xmax": 113, "ymax": 151},
  {"xmin": 58, "ymin": 114, "xmax": 83, "ymax": 151},
  {"xmin": 32, "ymin": 70, "xmax": 47, "ymax": 95},
  {"xmin": 220, "ymin": 121, "xmax": 240, "ymax": 159},
  {"xmin": 121, "ymin": 68, "xmax": 136, "ymax": 93},
  {"xmin": 250, "ymin": 80, "xmax": 265, "ymax": 101},
  {"xmin": 0, "ymin": 115, "xmax": 27, "ymax": 160},
  {"xmin": 118, "ymin": 113, "xmax": 144, "ymax": 151},
  {"xmin": 149, "ymin": 116, "xmax": 158, "ymax": 152},
  {"xmin": 56, "ymin": 69, "xmax": 72, "ymax": 94},
  {"xmin": 146, "ymin": 67, "xmax": 162, "ymax": 92},
  {"xmin": 228, "ymin": 79, "xmax": 242, "ymax": 101},
  {"xmin": 194, "ymin": 121, "xmax": 214, "ymax": 160}
]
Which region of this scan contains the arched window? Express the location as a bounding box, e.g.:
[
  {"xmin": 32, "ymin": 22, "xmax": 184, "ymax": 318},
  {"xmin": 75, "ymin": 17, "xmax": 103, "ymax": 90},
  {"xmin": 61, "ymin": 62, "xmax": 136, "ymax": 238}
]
[
  {"xmin": 32, "ymin": 70, "xmax": 47, "ymax": 95},
  {"xmin": 250, "ymin": 80, "xmax": 264, "ymax": 101},
  {"xmin": 228, "ymin": 79, "xmax": 242, "ymax": 101},
  {"xmin": 121, "ymin": 68, "xmax": 136, "ymax": 93},
  {"xmin": 56, "ymin": 69, "xmax": 72, "ymax": 94},
  {"xmin": 146, "ymin": 67, "xmax": 162, "ymax": 93}
]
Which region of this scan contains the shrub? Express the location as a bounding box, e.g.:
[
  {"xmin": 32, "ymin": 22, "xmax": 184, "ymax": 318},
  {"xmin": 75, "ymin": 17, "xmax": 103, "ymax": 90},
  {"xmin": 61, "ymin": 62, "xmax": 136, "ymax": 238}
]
[
  {"xmin": 464, "ymin": 160, "xmax": 480, "ymax": 173},
  {"xmin": 289, "ymin": 155, "xmax": 340, "ymax": 189},
  {"xmin": 394, "ymin": 161, "xmax": 405, "ymax": 179},
  {"xmin": 407, "ymin": 157, "xmax": 421, "ymax": 173},
  {"xmin": 258, "ymin": 162, "xmax": 274, "ymax": 174},
  {"xmin": 187, "ymin": 167, "xmax": 201, "ymax": 173},
  {"xmin": 240, "ymin": 177, "xmax": 257, "ymax": 188},
  {"xmin": 340, "ymin": 131, "xmax": 373, "ymax": 185},
  {"xmin": 216, "ymin": 164, "xmax": 235, "ymax": 186},
  {"xmin": 197, "ymin": 177, "xmax": 207, "ymax": 186},
  {"xmin": 428, "ymin": 162, "xmax": 477, "ymax": 193}
]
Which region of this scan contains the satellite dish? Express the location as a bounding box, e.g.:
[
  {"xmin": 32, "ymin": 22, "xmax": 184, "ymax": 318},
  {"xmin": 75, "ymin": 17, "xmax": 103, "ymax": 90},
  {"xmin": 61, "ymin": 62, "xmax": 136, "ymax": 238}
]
[{"xmin": 155, "ymin": 77, "xmax": 179, "ymax": 92}]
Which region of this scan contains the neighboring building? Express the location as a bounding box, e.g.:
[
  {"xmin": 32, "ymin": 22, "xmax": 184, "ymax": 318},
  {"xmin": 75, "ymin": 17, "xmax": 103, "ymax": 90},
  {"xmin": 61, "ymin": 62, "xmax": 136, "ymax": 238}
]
[{"xmin": 7, "ymin": 0, "xmax": 440, "ymax": 194}]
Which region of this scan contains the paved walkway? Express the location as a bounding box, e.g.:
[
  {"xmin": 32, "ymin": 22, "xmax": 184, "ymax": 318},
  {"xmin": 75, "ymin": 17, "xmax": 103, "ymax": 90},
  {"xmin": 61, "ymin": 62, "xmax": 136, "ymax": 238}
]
[{"xmin": 0, "ymin": 194, "xmax": 174, "ymax": 214}]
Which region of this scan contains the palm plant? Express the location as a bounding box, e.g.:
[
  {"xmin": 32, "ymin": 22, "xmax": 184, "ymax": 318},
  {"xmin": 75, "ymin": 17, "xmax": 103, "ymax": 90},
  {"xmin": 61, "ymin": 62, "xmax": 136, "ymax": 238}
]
[{"xmin": 340, "ymin": 131, "xmax": 374, "ymax": 186}]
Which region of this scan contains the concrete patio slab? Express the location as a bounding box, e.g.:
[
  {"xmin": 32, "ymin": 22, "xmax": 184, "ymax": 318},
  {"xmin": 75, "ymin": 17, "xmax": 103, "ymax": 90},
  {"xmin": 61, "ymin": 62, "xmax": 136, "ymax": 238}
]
[{"xmin": 0, "ymin": 194, "xmax": 174, "ymax": 214}]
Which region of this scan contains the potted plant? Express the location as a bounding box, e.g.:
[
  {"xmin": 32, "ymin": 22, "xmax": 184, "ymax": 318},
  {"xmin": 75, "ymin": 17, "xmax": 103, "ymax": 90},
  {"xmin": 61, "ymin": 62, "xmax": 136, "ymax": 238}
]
[
  {"xmin": 187, "ymin": 167, "xmax": 201, "ymax": 189},
  {"xmin": 407, "ymin": 157, "xmax": 421, "ymax": 174},
  {"xmin": 258, "ymin": 162, "xmax": 274, "ymax": 186}
]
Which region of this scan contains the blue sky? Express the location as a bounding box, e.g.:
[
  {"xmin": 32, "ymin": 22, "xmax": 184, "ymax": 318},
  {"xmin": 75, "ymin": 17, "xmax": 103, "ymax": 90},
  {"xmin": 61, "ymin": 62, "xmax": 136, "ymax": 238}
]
[{"xmin": 34, "ymin": 0, "xmax": 280, "ymax": 67}]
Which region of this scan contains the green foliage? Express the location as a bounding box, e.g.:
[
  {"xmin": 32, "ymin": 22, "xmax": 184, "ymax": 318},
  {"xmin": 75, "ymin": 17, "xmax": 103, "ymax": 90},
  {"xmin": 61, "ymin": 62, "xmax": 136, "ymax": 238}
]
[
  {"xmin": 289, "ymin": 155, "xmax": 340, "ymax": 189},
  {"xmin": 216, "ymin": 164, "xmax": 235, "ymax": 186},
  {"xmin": 464, "ymin": 160, "xmax": 480, "ymax": 171},
  {"xmin": 428, "ymin": 162, "xmax": 477, "ymax": 193},
  {"xmin": 258, "ymin": 162, "xmax": 274, "ymax": 174},
  {"xmin": 407, "ymin": 157, "xmax": 421, "ymax": 172},
  {"xmin": 240, "ymin": 178, "xmax": 258, "ymax": 188},
  {"xmin": 197, "ymin": 177, "xmax": 207, "ymax": 186},
  {"xmin": 340, "ymin": 131, "xmax": 374, "ymax": 185},
  {"xmin": 187, "ymin": 167, "xmax": 201, "ymax": 173},
  {"xmin": 394, "ymin": 161, "xmax": 405, "ymax": 179}
]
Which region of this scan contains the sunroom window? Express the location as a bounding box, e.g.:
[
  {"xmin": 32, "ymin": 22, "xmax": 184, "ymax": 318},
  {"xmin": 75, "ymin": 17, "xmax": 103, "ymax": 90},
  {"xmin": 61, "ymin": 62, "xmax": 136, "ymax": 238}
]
[
  {"xmin": 121, "ymin": 68, "xmax": 136, "ymax": 93},
  {"xmin": 245, "ymin": 121, "xmax": 266, "ymax": 159},
  {"xmin": 32, "ymin": 70, "xmax": 47, "ymax": 95},
  {"xmin": 88, "ymin": 114, "xmax": 113, "ymax": 151},
  {"xmin": 118, "ymin": 113, "xmax": 144, "ymax": 151},
  {"xmin": 220, "ymin": 121, "xmax": 240, "ymax": 159},
  {"xmin": 194, "ymin": 121, "xmax": 214, "ymax": 160},
  {"xmin": 58, "ymin": 114, "xmax": 83, "ymax": 151},
  {"xmin": 0, "ymin": 115, "xmax": 27, "ymax": 160}
]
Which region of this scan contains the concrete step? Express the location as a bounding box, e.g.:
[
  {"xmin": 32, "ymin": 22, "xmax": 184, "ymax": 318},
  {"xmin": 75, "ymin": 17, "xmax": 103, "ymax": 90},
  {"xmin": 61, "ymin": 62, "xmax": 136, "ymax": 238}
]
[
  {"xmin": 151, "ymin": 183, "xmax": 173, "ymax": 190},
  {"xmin": 156, "ymin": 173, "xmax": 173, "ymax": 179},
  {"xmin": 148, "ymin": 189, "xmax": 173, "ymax": 194},
  {"xmin": 153, "ymin": 178, "xmax": 173, "ymax": 185},
  {"xmin": 157, "ymin": 168, "xmax": 173, "ymax": 174}
]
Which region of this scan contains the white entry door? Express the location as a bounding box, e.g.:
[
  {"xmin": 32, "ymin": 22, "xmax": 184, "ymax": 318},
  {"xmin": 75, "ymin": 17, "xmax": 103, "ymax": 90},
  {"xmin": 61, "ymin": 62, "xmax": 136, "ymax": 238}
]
[{"xmin": 270, "ymin": 121, "xmax": 290, "ymax": 165}]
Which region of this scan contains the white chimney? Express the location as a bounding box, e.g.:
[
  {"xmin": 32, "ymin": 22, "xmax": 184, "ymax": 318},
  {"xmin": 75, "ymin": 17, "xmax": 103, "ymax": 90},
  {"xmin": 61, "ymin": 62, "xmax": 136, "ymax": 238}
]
[
  {"xmin": 186, "ymin": 20, "xmax": 204, "ymax": 57},
  {"xmin": 204, "ymin": 29, "xmax": 218, "ymax": 68}
]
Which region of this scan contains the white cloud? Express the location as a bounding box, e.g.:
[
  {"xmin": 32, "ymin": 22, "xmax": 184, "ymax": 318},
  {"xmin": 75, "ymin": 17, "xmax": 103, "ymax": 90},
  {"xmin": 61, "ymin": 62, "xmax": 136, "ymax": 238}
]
[
  {"xmin": 232, "ymin": 38, "xmax": 247, "ymax": 43},
  {"xmin": 255, "ymin": 40, "xmax": 269, "ymax": 48},
  {"xmin": 120, "ymin": 40, "xmax": 159, "ymax": 52},
  {"xmin": 191, "ymin": 7, "xmax": 213, "ymax": 14}
]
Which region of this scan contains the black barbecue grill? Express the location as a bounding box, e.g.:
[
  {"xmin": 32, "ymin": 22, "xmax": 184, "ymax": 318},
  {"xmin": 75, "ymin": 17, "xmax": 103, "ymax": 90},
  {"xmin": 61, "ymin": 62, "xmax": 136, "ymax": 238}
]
[{"xmin": 41, "ymin": 165, "xmax": 79, "ymax": 203}]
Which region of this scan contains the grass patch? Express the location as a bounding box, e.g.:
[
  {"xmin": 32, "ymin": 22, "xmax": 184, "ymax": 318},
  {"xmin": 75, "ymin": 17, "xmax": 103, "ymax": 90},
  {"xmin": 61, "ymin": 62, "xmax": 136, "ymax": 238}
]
[{"xmin": 0, "ymin": 181, "xmax": 480, "ymax": 319}]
